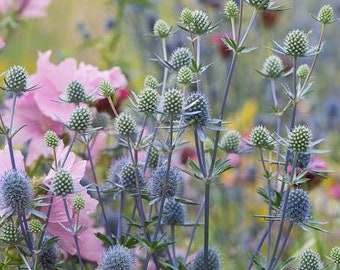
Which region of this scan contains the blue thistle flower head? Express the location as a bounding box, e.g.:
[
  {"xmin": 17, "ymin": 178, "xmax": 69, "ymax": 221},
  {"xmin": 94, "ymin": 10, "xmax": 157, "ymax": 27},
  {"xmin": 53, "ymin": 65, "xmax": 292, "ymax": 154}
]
[
  {"xmin": 119, "ymin": 163, "xmax": 146, "ymax": 191},
  {"xmin": 150, "ymin": 165, "xmax": 183, "ymax": 197},
  {"xmin": 0, "ymin": 170, "xmax": 33, "ymax": 211},
  {"xmin": 183, "ymin": 92, "xmax": 211, "ymax": 127},
  {"xmin": 38, "ymin": 235, "xmax": 58, "ymax": 270},
  {"xmin": 279, "ymin": 189, "xmax": 311, "ymax": 223},
  {"xmin": 162, "ymin": 198, "xmax": 186, "ymax": 225},
  {"xmin": 192, "ymin": 246, "xmax": 222, "ymax": 270},
  {"xmin": 97, "ymin": 245, "xmax": 135, "ymax": 270}
]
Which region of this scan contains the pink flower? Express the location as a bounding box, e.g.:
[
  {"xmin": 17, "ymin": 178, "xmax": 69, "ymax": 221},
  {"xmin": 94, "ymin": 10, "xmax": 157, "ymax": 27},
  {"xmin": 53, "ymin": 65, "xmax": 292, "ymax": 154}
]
[
  {"xmin": 41, "ymin": 142, "xmax": 105, "ymax": 262},
  {"xmin": 0, "ymin": 0, "xmax": 52, "ymax": 18},
  {"xmin": 31, "ymin": 51, "xmax": 128, "ymax": 122},
  {"xmin": 18, "ymin": 0, "xmax": 52, "ymax": 19},
  {"xmin": 2, "ymin": 91, "xmax": 64, "ymax": 165},
  {"xmin": 0, "ymin": 38, "xmax": 5, "ymax": 50}
]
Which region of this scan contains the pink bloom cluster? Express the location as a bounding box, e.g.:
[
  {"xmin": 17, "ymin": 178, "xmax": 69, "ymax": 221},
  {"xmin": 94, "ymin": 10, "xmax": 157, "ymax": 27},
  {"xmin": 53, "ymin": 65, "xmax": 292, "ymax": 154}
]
[
  {"xmin": 0, "ymin": 0, "xmax": 52, "ymax": 18},
  {"xmin": 41, "ymin": 142, "xmax": 105, "ymax": 262},
  {"xmin": 2, "ymin": 50, "xmax": 128, "ymax": 165}
]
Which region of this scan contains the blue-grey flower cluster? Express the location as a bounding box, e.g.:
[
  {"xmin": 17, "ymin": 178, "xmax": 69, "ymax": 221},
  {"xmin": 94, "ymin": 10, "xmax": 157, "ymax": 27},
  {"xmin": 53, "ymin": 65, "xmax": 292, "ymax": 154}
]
[
  {"xmin": 97, "ymin": 245, "xmax": 135, "ymax": 270},
  {"xmin": 0, "ymin": 170, "xmax": 32, "ymax": 211}
]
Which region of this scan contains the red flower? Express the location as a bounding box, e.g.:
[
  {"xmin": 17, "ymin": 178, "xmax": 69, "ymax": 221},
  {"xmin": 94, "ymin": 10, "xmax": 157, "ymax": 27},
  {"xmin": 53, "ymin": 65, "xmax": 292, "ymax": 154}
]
[
  {"xmin": 210, "ymin": 33, "xmax": 233, "ymax": 59},
  {"xmin": 259, "ymin": 11, "xmax": 281, "ymax": 29}
]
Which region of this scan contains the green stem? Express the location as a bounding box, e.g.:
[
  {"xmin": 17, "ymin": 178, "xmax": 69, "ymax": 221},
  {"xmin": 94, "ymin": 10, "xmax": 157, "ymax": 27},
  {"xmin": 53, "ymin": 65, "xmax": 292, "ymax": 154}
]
[
  {"xmin": 270, "ymin": 222, "xmax": 293, "ymax": 270},
  {"xmin": 184, "ymin": 197, "xmax": 205, "ymax": 263},
  {"xmin": 62, "ymin": 196, "xmax": 85, "ymax": 270},
  {"xmin": 171, "ymin": 224, "xmax": 177, "ymax": 267},
  {"xmin": 86, "ymin": 143, "xmax": 112, "ymax": 238},
  {"xmin": 203, "ymin": 181, "xmax": 211, "ymax": 270}
]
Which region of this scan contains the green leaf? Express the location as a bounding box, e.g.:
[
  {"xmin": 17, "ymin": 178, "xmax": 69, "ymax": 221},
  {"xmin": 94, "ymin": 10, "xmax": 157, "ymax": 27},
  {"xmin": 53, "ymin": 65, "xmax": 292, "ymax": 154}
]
[
  {"xmin": 211, "ymin": 159, "xmax": 233, "ymax": 179},
  {"xmin": 95, "ymin": 232, "xmax": 115, "ymax": 246},
  {"xmin": 187, "ymin": 159, "xmax": 205, "ymax": 180}
]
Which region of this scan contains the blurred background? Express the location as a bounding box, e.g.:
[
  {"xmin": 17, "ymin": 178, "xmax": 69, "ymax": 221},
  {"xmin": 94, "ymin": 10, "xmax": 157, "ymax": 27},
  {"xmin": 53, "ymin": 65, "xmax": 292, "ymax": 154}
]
[{"xmin": 1, "ymin": 0, "xmax": 340, "ymax": 268}]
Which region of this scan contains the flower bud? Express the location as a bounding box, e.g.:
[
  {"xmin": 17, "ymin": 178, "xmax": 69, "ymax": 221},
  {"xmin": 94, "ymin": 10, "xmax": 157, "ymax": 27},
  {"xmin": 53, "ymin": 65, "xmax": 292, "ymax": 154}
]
[
  {"xmin": 220, "ymin": 130, "xmax": 241, "ymax": 153},
  {"xmin": 224, "ymin": 0, "xmax": 240, "ymax": 18},
  {"xmin": 169, "ymin": 47, "xmax": 192, "ymax": 71},
  {"xmin": 68, "ymin": 107, "xmax": 93, "ymax": 132},
  {"xmin": 144, "ymin": 75, "xmax": 159, "ymax": 89},
  {"xmin": 330, "ymin": 247, "xmax": 340, "ymax": 264},
  {"xmin": 153, "ymin": 19, "xmax": 171, "ymax": 38},
  {"xmin": 53, "ymin": 169, "xmax": 74, "ymax": 196},
  {"xmin": 298, "ymin": 249, "xmax": 323, "ymax": 270},
  {"xmin": 138, "ymin": 87, "xmax": 159, "ymax": 114},
  {"xmin": 115, "ymin": 112, "xmax": 136, "ymax": 136},
  {"xmin": 66, "ymin": 80, "xmax": 86, "ymax": 104},
  {"xmin": 72, "ymin": 194, "xmax": 85, "ymax": 210},
  {"xmin": 317, "ymin": 5, "xmax": 334, "ymax": 24},
  {"xmin": 288, "ymin": 125, "xmax": 312, "ymax": 152},
  {"xmin": 261, "ymin": 55, "xmax": 284, "ymax": 78},
  {"xmin": 296, "ymin": 64, "xmax": 310, "ymax": 79},
  {"xmin": 4, "ymin": 65, "xmax": 28, "ymax": 92},
  {"xmin": 250, "ymin": 125, "xmax": 272, "ymax": 148},
  {"xmin": 177, "ymin": 66, "xmax": 193, "ymax": 85},
  {"xmin": 100, "ymin": 81, "xmax": 115, "ymax": 98},
  {"xmin": 284, "ymin": 29, "xmax": 309, "ymax": 58},
  {"xmin": 163, "ymin": 88, "xmax": 184, "ymax": 116},
  {"xmin": 44, "ymin": 130, "xmax": 59, "ymax": 148}
]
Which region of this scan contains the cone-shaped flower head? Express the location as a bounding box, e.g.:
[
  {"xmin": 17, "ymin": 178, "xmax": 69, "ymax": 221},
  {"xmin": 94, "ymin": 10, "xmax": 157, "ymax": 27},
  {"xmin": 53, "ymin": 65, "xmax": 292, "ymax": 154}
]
[
  {"xmin": 192, "ymin": 10, "xmax": 211, "ymax": 35},
  {"xmin": 180, "ymin": 8, "xmax": 194, "ymax": 25},
  {"xmin": 53, "ymin": 169, "xmax": 74, "ymax": 196},
  {"xmin": 138, "ymin": 87, "xmax": 159, "ymax": 114},
  {"xmin": 192, "ymin": 246, "xmax": 221, "ymax": 270},
  {"xmin": 144, "ymin": 75, "xmax": 159, "ymax": 89},
  {"xmin": 29, "ymin": 219, "xmax": 43, "ymax": 233},
  {"xmin": 163, "ymin": 198, "xmax": 186, "ymax": 225},
  {"xmin": 4, "ymin": 65, "xmax": 28, "ymax": 92},
  {"xmin": 68, "ymin": 107, "xmax": 93, "ymax": 132},
  {"xmin": 330, "ymin": 247, "xmax": 340, "ymax": 264},
  {"xmin": 220, "ymin": 130, "xmax": 241, "ymax": 153},
  {"xmin": 296, "ymin": 64, "xmax": 310, "ymax": 79},
  {"xmin": 284, "ymin": 29, "xmax": 309, "ymax": 58},
  {"xmin": 298, "ymin": 249, "xmax": 323, "ymax": 270},
  {"xmin": 150, "ymin": 165, "xmax": 183, "ymax": 197},
  {"xmin": 100, "ymin": 80, "xmax": 115, "ymax": 98},
  {"xmin": 169, "ymin": 47, "xmax": 192, "ymax": 71},
  {"xmin": 119, "ymin": 163, "xmax": 146, "ymax": 191},
  {"xmin": 66, "ymin": 80, "xmax": 86, "ymax": 104},
  {"xmin": 177, "ymin": 66, "xmax": 193, "ymax": 85},
  {"xmin": 115, "ymin": 112, "xmax": 136, "ymax": 136},
  {"xmin": 1, "ymin": 222, "xmax": 20, "ymax": 243},
  {"xmin": 288, "ymin": 125, "xmax": 312, "ymax": 152},
  {"xmin": 261, "ymin": 55, "xmax": 284, "ymax": 78},
  {"xmin": 97, "ymin": 245, "xmax": 135, "ymax": 270},
  {"xmin": 279, "ymin": 189, "xmax": 311, "ymax": 223},
  {"xmin": 163, "ymin": 88, "xmax": 184, "ymax": 116},
  {"xmin": 183, "ymin": 92, "xmax": 211, "ymax": 126},
  {"xmin": 72, "ymin": 194, "xmax": 86, "ymax": 210},
  {"xmin": 153, "ymin": 19, "xmax": 171, "ymax": 38},
  {"xmin": 44, "ymin": 130, "xmax": 59, "ymax": 148},
  {"xmin": 0, "ymin": 170, "xmax": 32, "ymax": 211},
  {"xmin": 317, "ymin": 5, "xmax": 334, "ymax": 24},
  {"xmin": 224, "ymin": 0, "xmax": 240, "ymax": 18},
  {"xmin": 148, "ymin": 146, "xmax": 159, "ymax": 169},
  {"xmin": 250, "ymin": 125, "xmax": 272, "ymax": 149}
]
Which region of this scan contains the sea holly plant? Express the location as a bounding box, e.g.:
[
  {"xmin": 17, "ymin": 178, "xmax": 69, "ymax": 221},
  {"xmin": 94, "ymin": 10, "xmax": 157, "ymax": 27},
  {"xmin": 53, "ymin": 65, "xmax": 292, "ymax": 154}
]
[{"xmin": 0, "ymin": 1, "xmax": 337, "ymax": 270}]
